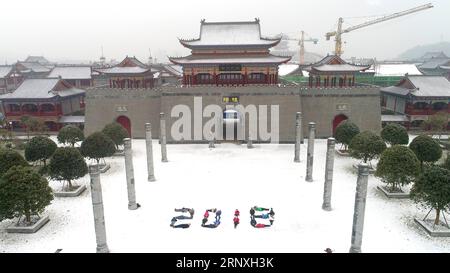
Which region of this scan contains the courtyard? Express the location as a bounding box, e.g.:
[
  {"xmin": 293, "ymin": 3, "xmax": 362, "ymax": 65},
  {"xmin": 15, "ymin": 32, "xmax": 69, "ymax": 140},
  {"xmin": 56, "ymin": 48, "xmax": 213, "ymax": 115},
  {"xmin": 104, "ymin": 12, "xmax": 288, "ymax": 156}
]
[{"xmin": 1, "ymin": 139, "xmax": 449, "ymax": 253}]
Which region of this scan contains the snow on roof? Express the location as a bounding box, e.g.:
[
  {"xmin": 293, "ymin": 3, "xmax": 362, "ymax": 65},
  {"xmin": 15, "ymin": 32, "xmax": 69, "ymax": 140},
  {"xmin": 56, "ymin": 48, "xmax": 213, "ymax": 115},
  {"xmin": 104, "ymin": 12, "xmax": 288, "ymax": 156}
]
[
  {"xmin": 278, "ymin": 64, "xmax": 299, "ymax": 76},
  {"xmin": 381, "ymin": 76, "xmax": 450, "ymax": 97},
  {"xmin": 418, "ymin": 58, "xmax": 450, "ymax": 70},
  {"xmin": 0, "ymin": 66, "xmax": 12, "ymax": 78},
  {"xmin": 313, "ymin": 64, "xmax": 367, "ymax": 72},
  {"xmin": 0, "ymin": 78, "xmax": 84, "ymax": 100},
  {"xmin": 381, "ymin": 115, "xmax": 409, "ymax": 122},
  {"xmin": 408, "ymin": 76, "xmax": 450, "ymax": 97},
  {"xmin": 59, "ymin": 116, "xmax": 85, "ymax": 123},
  {"xmin": 95, "ymin": 66, "xmax": 152, "ymax": 74},
  {"xmin": 48, "ymin": 66, "xmax": 92, "ymax": 80},
  {"xmin": 18, "ymin": 62, "xmax": 52, "ymax": 73},
  {"xmin": 180, "ymin": 19, "xmax": 279, "ymax": 47},
  {"xmin": 375, "ymin": 64, "xmax": 422, "ymax": 76},
  {"xmin": 171, "ymin": 54, "xmax": 290, "ymax": 65},
  {"xmin": 24, "ymin": 56, "xmax": 50, "ymax": 64}
]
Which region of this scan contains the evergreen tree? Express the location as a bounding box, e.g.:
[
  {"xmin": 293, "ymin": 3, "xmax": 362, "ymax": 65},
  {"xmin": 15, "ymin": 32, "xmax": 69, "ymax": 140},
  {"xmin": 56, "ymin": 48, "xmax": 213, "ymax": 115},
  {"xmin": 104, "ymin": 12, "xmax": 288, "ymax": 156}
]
[
  {"xmin": 411, "ymin": 165, "xmax": 450, "ymax": 225},
  {"xmin": 349, "ymin": 131, "xmax": 386, "ymax": 164},
  {"xmin": 102, "ymin": 122, "xmax": 129, "ymax": 149},
  {"xmin": 409, "ymin": 134, "xmax": 442, "ymax": 169},
  {"xmin": 24, "ymin": 136, "xmax": 57, "ymax": 167},
  {"xmin": 0, "ymin": 166, "xmax": 53, "ymax": 224},
  {"xmin": 334, "ymin": 120, "xmax": 360, "ymax": 151},
  {"xmin": 0, "ymin": 149, "xmax": 28, "ymax": 176},
  {"xmin": 57, "ymin": 125, "xmax": 84, "ymax": 147},
  {"xmin": 80, "ymin": 132, "xmax": 116, "ymax": 165},
  {"xmin": 49, "ymin": 147, "xmax": 88, "ymax": 190},
  {"xmin": 375, "ymin": 145, "xmax": 420, "ymax": 192},
  {"xmin": 381, "ymin": 123, "xmax": 409, "ymax": 146}
]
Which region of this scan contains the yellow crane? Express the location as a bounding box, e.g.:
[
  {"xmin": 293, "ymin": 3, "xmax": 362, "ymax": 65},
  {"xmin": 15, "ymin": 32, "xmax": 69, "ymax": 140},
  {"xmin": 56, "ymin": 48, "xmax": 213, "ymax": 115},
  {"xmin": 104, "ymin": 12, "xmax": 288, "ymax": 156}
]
[
  {"xmin": 282, "ymin": 31, "xmax": 318, "ymax": 64},
  {"xmin": 326, "ymin": 3, "xmax": 433, "ymax": 56}
]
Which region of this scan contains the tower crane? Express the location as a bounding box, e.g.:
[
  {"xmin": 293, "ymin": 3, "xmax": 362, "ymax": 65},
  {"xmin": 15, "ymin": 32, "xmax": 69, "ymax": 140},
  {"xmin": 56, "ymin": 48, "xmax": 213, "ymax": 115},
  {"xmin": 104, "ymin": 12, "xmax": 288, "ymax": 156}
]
[
  {"xmin": 325, "ymin": 3, "xmax": 433, "ymax": 56},
  {"xmin": 282, "ymin": 31, "xmax": 318, "ymax": 64}
]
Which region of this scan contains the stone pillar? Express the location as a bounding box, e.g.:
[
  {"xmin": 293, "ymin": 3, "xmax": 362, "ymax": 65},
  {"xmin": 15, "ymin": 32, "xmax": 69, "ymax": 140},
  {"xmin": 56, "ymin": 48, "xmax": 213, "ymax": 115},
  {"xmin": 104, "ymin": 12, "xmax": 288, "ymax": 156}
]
[
  {"xmin": 294, "ymin": 112, "xmax": 302, "ymax": 162},
  {"xmin": 160, "ymin": 112, "xmax": 168, "ymax": 162},
  {"xmin": 124, "ymin": 138, "xmax": 138, "ymax": 210},
  {"xmin": 88, "ymin": 165, "xmax": 109, "ymax": 253},
  {"xmin": 209, "ymin": 138, "xmax": 215, "ymax": 148},
  {"xmin": 247, "ymin": 134, "xmax": 254, "ymax": 149},
  {"xmin": 305, "ymin": 122, "xmax": 315, "ymax": 182},
  {"xmin": 145, "ymin": 123, "xmax": 156, "ymax": 182},
  {"xmin": 349, "ymin": 164, "xmax": 370, "ymax": 253},
  {"xmin": 322, "ymin": 138, "xmax": 336, "ymax": 211}
]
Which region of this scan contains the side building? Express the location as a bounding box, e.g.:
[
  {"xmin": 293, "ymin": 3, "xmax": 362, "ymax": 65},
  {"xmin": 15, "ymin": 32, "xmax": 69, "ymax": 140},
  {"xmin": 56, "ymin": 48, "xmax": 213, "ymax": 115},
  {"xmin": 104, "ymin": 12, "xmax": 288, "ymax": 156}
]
[
  {"xmin": 0, "ymin": 78, "xmax": 85, "ymax": 131},
  {"xmin": 380, "ymin": 75, "xmax": 450, "ymax": 129}
]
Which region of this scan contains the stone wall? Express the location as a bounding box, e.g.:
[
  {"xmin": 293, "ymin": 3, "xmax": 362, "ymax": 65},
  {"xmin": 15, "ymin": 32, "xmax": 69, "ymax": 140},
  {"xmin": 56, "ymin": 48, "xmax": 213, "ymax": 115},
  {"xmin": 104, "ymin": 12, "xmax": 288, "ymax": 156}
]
[{"xmin": 84, "ymin": 85, "xmax": 381, "ymax": 142}]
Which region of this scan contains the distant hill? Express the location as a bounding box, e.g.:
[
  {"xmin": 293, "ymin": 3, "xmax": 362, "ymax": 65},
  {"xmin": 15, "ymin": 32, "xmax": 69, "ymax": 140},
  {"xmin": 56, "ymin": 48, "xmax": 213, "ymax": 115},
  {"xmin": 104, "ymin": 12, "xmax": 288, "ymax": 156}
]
[{"xmin": 398, "ymin": 42, "xmax": 450, "ymax": 61}]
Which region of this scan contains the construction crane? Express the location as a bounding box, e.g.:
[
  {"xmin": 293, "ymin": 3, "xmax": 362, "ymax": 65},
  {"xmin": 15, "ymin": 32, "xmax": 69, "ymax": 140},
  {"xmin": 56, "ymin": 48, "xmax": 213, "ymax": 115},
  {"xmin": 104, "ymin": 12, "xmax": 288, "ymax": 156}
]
[
  {"xmin": 282, "ymin": 31, "xmax": 318, "ymax": 64},
  {"xmin": 326, "ymin": 3, "xmax": 433, "ymax": 56}
]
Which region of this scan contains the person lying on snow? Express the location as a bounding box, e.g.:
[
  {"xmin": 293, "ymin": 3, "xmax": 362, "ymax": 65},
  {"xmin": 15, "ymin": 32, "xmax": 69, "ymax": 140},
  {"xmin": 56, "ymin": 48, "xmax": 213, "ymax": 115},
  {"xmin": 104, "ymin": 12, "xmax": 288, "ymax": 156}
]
[
  {"xmin": 170, "ymin": 218, "xmax": 191, "ymax": 229},
  {"xmin": 215, "ymin": 210, "xmax": 222, "ymax": 221},
  {"xmin": 253, "ymin": 206, "xmax": 270, "ymax": 212},
  {"xmin": 250, "ymin": 216, "xmax": 273, "ymax": 228},
  {"xmin": 233, "ymin": 216, "xmax": 240, "ymax": 228}
]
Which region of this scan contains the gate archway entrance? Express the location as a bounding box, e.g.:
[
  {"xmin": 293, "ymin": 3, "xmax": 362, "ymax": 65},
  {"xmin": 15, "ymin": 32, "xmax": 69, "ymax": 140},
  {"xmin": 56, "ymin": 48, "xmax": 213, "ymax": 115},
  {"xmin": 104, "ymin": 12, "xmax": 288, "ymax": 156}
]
[
  {"xmin": 332, "ymin": 114, "xmax": 348, "ymax": 135},
  {"xmin": 116, "ymin": 115, "xmax": 131, "ymax": 137},
  {"xmin": 222, "ymin": 109, "xmax": 239, "ymax": 142}
]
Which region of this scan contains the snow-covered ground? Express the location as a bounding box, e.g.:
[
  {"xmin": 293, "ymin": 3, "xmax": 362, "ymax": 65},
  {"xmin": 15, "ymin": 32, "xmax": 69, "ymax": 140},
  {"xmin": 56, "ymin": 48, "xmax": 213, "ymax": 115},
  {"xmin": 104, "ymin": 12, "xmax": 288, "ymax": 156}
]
[{"xmin": 1, "ymin": 139, "xmax": 449, "ymax": 253}]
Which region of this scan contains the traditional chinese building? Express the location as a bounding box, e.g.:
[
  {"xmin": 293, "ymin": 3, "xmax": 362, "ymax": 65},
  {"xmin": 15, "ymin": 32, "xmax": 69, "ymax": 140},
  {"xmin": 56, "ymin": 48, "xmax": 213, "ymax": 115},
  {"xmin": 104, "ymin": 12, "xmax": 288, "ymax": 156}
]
[
  {"xmin": 169, "ymin": 19, "xmax": 291, "ymax": 86},
  {"xmin": 85, "ymin": 20, "xmax": 381, "ymax": 141},
  {"xmin": 93, "ymin": 56, "xmax": 156, "ymax": 89},
  {"xmin": 380, "ymin": 75, "xmax": 450, "ymax": 129},
  {"xmin": 0, "ymin": 78, "xmax": 85, "ymax": 131},
  {"xmin": 0, "ymin": 66, "xmax": 23, "ymax": 93},
  {"xmin": 305, "ymin": 55, "xmax": 370, "ymax": 88},
  {"xmin": 47, "ymin": 66, "xmax": 93, "ymax": 88}
]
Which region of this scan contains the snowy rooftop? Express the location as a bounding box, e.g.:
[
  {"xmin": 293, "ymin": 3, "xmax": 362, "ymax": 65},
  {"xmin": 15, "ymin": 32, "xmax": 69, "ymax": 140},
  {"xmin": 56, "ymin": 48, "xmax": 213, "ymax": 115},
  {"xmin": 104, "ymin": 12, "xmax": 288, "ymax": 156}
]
[
  {"xmin": 381, "ymin": 75, "xmax": 450, "ymax": 97},
  {"xmin": 95, "ymin": 67, "xmax": 152, "ymax": 75},
  {"xmin": 170, "ymin": 54, "xmax": 291, "ymax": 65},
  {"xmin": 1, "ymin": 139, "xmax": 449, "ymax": 253},
  {"xmin": 374, "ymin": 64, "xmax": 422, "ymax": 76},
  {"xmin": 0, "ymin": 66, "xmax": 12, "ymax": 78},
  {"xmin": 278, "ymin": 64, "xmax": 299, "ymax": 76},
  {"xmin": 0, "ymin": 78, "xmax": 84, "ymax": 100},
  {"xmin": 48, "ymin": 66, "xmax": 92, "ymax": 80},
  {"xmin": 180, "ymin": 19, "xmax": 280, "ymax": 47}
]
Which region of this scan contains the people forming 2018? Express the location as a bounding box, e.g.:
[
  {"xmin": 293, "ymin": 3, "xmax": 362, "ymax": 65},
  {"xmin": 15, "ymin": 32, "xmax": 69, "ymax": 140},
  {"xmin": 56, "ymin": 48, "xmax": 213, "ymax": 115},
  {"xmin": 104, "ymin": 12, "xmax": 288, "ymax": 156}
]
[{"xmin": 170, "ymin": 206, "xmax": 274, "ymax": 229}]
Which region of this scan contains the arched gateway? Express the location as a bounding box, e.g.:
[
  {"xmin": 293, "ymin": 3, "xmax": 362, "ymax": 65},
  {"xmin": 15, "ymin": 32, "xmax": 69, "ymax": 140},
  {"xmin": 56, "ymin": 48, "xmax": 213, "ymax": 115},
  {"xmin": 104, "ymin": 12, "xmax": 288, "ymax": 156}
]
[{"xmin": 116, "ymin": 116, "xmax": 131, "ymax": 137}]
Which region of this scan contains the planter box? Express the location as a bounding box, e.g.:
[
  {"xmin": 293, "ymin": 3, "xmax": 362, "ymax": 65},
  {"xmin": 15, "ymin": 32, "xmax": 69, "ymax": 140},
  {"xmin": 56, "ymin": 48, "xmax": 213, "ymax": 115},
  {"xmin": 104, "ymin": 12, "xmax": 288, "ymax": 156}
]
[
  {"xmin": 54, "ymin": 185, "xmax": 86, "ymax": 197},
  {"xmin": 335, "ymin": 149, "xmax": 350, "ymax": 157},
  {"xmin": 377, "ymin": 186, "xmax": 410, "ymax": 199},
  {"xmin": 114, "ymin": 150, "xmax": 125, "ymax": 156},
  {"xmin": 414, "ymin": 218, "xmax": 450, "ymax": 237},
  {"xmin": 99, "ymin": 164, "xmax": 110, "ymax": 173},
  {"xmin": 352, "ymin": 164, "xmax": 376, "ymax": 174},
  {"xmin": 6, "ymin": 215, "xmax": 50, "ymax": 234}
]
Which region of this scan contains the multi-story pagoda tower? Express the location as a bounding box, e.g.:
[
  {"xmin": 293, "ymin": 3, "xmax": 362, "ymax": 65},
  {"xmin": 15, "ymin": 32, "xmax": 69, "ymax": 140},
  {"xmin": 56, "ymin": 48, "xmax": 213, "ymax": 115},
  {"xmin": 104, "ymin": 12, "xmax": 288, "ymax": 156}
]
[{"xmin": 169, "ymin": 18, "xmax": 291, "ymax": 86}]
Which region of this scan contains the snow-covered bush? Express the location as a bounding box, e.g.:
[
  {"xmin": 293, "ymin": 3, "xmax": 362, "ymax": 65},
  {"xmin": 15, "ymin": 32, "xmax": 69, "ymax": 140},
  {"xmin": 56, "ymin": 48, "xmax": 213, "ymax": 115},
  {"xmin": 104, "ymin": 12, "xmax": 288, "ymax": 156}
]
[
  {"xmin": 49, "ymin": 147, "xmax": 88, "ymax": 191},
  {"xmin": 57, "ymin": 125, "xmax": 84, "ymax": 147},
  {"xmin": 334, "ymin": 120, "xmax": 360, "ymax": 151},
  {"xmin": 102, "ymin": 122, "xmax": 129, "ymax": 150},
  {"xmin": 349, "ymin": 131, "xmax": 386, "ymax": 164},
  {"xmin": 409, "ymin": 134, "xmax": 442, "ymax": 169},
  {"xmin": 80, "ymin": 132, "xmax": 116, "ymax": 164},
  {"xmin": 381, "ymin": 123, "xmax": 409, "ymax": 146}
]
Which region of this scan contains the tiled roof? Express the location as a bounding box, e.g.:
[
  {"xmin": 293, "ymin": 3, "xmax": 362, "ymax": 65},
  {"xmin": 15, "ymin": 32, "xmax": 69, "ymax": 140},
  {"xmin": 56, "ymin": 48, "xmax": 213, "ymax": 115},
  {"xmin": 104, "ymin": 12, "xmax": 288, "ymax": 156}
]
[
  {"xmin": 48, "ymin": 66, "xmax": 92, "ymax": 80},
  {"xmin": 0, "ymin": 78, "xmax": 84, "ymax": 100},
  {"xmin": 0, "ymin": 66, "xmax": 13, "ymax": 78},
  {"xmin": 179, "ymin": 19, "xmax": 280, "ymax": 48},
  {"xmin": 381, "ymin": 75, "xmax": 450, "ymax": 97},
  {"xmin": 170, "ymin": 54, "xmax": 291, "ymax": 65}
]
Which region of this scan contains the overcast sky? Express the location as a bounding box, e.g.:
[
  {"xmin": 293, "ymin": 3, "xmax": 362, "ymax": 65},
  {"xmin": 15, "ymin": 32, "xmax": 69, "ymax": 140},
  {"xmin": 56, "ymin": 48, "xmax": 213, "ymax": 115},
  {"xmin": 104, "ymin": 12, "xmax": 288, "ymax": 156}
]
[{"xmin": 0, "ymin": 0, "xmax": 448, "ymax": 64}]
